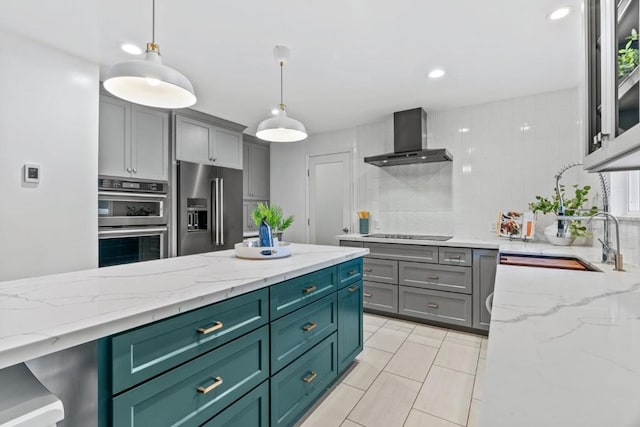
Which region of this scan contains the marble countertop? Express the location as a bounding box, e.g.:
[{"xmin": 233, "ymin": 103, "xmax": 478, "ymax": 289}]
[
  {"xmin": 480, "ymin": 245, "xmax": 640, "ymax": 427},
  {"xmin": 340, "ymin": 233, "xmax": 640, "ymax": 425},
  {"xmin": 0, "ymin": 244, "xmax": 368, "ymax": 370}
]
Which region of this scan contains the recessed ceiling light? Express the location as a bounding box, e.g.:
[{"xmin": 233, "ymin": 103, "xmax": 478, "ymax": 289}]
[
  {"xmin": 458, "ymin": 127, "xmax": 470, "ymax": 133},
  {"xmin": 548, "ymin": 6, "xmax": 571, "ymax": 20},
  {"xmin": 120, "ymin": 43, "xmax": 142, "ymax": 55},
  {"xmin": 428, "ymin": 69, "xmax": 446, "ymax": 79},
  {"xmin": 520, "ymin": 123, "xmax": 531, "ymax": 132}
]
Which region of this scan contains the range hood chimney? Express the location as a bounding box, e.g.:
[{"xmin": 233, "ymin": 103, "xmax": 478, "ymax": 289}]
[{"xmin": 364, "ymin": 108, "xmax": 453, "ymax": 167}]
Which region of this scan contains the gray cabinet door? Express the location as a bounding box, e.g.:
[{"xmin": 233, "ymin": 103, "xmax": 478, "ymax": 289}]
[
  {"xmin": 339, "ymin": 241, "xmax": 363, "ymax": 248},
  {"xmin": 399, "ymin": 286, "xmax": 472, "ymax": 327},
  {"xmin": 99, "ymin": 95, "xmax": 131, "ymax": 178},
  {"xmin": 175, "ymin": 115, "xmax": 212, "ymax": 164},
  {"xmin": 243, "ymin": 139, "xmax": 270, "ymax": 200},
  {"xmin": 363, "ymin": 258, "xmax": 398, "ymax": 284},
  {"xmin": 364, "ymin": 243, "xmax": 438, "ymax": 263},
  {"xmin": 363, "ymin": 281, "xmax": 398, "ymax": 314},
  {"xmin": 243, "ymin": 202, "xmax": 250, "ymax": 233},
  {"xmin": 472, "ymin": 249, "xmax": 498, "ymax": 331},
  {"xmin": 248, "ymin": 142, "xmax": 270, "ymax": 200},
  {"xmin": 131, "ymin": 106, "xmax": 168, "ymax": 181},
  {"xmin": 399, "ymin": 261, "xmax": 472, "ymax": 294},
  {"xmin": 242, "ymin": 143, "xmax": 250, "ymax": 198},
  {"xmin": 212, "ymin": 127, "xmax": 242, "ymax": 170}
]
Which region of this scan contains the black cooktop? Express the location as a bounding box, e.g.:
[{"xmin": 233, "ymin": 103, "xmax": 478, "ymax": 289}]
[{"xmin": 365, "ymin": 234, "xmax": 453, "ymax": 241}]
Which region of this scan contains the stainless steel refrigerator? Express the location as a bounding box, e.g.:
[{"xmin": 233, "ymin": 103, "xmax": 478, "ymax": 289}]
[{"xmin": 177, "ymin": 160, "xmax": 243, "ymax": 255}]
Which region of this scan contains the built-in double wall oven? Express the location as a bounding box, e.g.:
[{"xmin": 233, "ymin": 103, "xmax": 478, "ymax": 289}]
[{"xmin": 98, "ymin": 177, "xmax": 169, "ymax": 267}]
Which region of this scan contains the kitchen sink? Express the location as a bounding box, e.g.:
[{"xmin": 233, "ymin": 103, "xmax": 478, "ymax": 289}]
[{"xmin": 499, "ymin": 253, "xmax": 601, "ymax": 272}]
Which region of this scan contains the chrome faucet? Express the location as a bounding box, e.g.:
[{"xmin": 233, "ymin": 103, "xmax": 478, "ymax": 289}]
[
  {"xmin": 560, "ymin": 211, "xmax": 624, "ymax": 271},
  {"xmin": 554, "ymin": 162, "xmax": 613, "ymax": 263}
]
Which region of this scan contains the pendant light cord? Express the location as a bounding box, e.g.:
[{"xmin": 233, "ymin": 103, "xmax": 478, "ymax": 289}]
[
  {"xmin": 280, "ymin": 61, "xmax": 284, "ymax": 110},
  {"xmin": 152, "ymin": 0, "xmax": 156, "ymax": 43}
]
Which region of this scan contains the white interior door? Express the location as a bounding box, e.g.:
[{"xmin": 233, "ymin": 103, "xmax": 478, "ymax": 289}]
[{"xmin": 308, "ymin": 152, "xmax": 351, "ymax": 245}]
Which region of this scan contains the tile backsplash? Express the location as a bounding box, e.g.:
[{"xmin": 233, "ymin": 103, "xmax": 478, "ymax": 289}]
[{"xmin": 356, "ymin": 87, "xmax": 599, "ymax": 239}]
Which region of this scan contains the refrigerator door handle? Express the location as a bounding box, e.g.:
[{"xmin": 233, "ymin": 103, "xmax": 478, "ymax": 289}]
[
  {"xmin": 214, "ymin": 178, "xmax": 220, "ymax": 245},
  {"xmin": 220, "ymin": 178, "xmax": 224, "ymax": 246}
]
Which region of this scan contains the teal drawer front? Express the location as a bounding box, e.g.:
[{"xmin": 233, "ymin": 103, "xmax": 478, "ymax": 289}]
[
  {"xmin": 271, "ymin": 293, "xmax": 338, "ymax": 374},
  {"xmin": 337, "ymin": 282, "xmax": 364, "ymax": 373},
  {"xmin": 337, "ymin": 258, "xmax": 363, "ymax": 289},
  {"xmin": 270, "ymin": 267, "xmax": 337, "ymax": 320},
  {"xmin": 201, "ymin": 380, "xmax": 269, "ymax": 427},
  {"xmin": 270, "ymin": 333, "xmax": 338, "ymax": 427},
  {"xmin": 112, "ymin": 326, "xmax": 269, "ymax": 427},
  {"xmin": 111, "ymin": 288, "xmax": 268, "ymax": 394}
]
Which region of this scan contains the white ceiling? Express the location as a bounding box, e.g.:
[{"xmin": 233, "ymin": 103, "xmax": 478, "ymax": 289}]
[{"xmin": 1, "ymin": 0, "xmax": 582, "ymax": 135}]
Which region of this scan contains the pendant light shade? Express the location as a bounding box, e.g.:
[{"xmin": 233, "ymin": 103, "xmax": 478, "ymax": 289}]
[
  {"xmin": 256, "ymin": 46, "xmax": 307, "ymax": 142},
  {"xmin": 103, "ymin": 1, "xmax": 196, "ymax": 109}
]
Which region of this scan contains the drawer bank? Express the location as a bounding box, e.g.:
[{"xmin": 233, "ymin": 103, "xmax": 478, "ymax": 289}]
[{"xmin": 98, "ymin": 258, "xmax": 364, "ymax": 427}]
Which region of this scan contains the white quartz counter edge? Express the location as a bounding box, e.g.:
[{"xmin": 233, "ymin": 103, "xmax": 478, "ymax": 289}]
[{"xmin": 0, "ymin": 244, "xmax": 368, "ymax": 370}]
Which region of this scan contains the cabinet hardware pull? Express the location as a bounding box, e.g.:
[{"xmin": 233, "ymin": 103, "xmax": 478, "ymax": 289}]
[
  {"xmin": 197, "ymin": 321, "xmax": 224, "ymax": 334},
  {"xmin": 347, "ymin": 269, "xmax": 358, "ymax": 276},
  {"xmin": 211, "ymin": 157, "xmax": 217, "ymax": 162},
  {"xmin": 126, "ymin": 167, "xmax": 132, "ymax": 173},
  {"xmin": 363, "ymin": 268, "xmax": 373, "ymax": 273},
  {"xmin": 302, "ymin": 322, "xmax": 317, "ymax": 332},
  {"xmin": 427, "ymin": 275, "xmax": 439, "ymax": 280},
  {"xmin": 302, "ymin": 284, "xmax": 317, "ymax": 294},
  {"xmin": 427, "ymin": 303, "xmax": 439, "ymax": 309},
  {"xmin": 303, "ymin": 371, "xmax": 317, "ymax": 383},
  {"xmin": 132, "ymin": 168, "xmax": 137, "ymax": 174},
  {"xmin": 348, "ymin": 286, "xmax": 359, "ymax": 292},
  {"xmin": 197, "ymin": 376, "xmax": 223, "ymax": 394},
  {"xmin": 363, "ymin": 293, "xmax": 373, "ymax": 298}
]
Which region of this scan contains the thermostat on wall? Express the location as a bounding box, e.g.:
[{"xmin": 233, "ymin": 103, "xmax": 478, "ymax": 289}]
[{"xmin": 23, "ymin": 164, "xmax": 40, "ymax": 183}]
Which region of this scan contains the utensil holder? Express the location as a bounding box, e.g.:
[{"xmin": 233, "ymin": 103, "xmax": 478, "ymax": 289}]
[{"xmin": 359, "ymin": 218, "xmax": 369, "ymax": 234}]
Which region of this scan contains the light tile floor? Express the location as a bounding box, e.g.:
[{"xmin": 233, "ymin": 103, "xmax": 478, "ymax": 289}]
[{"xmin": 299, "ymin": 313, "xmax": 488, "ymax": 427}]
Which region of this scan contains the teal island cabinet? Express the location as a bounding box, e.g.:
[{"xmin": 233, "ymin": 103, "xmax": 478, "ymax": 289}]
[{"xmin": 98, "ymin": 257, "xmax": 364, "ymax": 427}]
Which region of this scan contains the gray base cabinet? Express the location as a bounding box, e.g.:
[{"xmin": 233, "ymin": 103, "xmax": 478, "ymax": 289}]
[
  {"xmin": 99, "ymin": 259, "xmax": 363, "ymax": 427},
  {"xmin": 472, "ymin": 249, "xmax": 498, "ymax": 331},
  {"xmin": 399, "ymin": 286, "xmax": 472, "ymax": 327},
  {"xmin": 342, "ymin": 240, "xmax": 498, "ymax": 333}
]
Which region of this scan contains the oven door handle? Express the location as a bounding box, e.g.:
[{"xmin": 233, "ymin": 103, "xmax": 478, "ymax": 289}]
[
  {"xmin": 98, "ymin": 191, "xmax": 167, "ymax": 199},
  {"xmin": 98, "ymin": 226, "xmax": 168, "ymax": 236}
]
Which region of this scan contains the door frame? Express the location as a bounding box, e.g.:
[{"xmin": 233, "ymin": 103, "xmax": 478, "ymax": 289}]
[{"xmin": 305, "ymin": 151, "xmax": 354, "ymax": 244}]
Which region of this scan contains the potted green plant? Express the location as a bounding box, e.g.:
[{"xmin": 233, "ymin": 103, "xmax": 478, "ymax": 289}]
[
  {"xmin": 529, "ymin": 184, "xmax": 598, "ymax": 245},
  {"xmin": 251, "ymin": 203, "xmax": 294, "ymax": 241},
  {"xmin": 618, "ymin": 28, "xmax": 639, "ymax": 78}
]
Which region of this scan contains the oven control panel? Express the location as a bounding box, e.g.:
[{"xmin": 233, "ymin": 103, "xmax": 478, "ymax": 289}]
[{"xmin": 98, "ymin": 177, "xmax": 167, "ymax": 194}]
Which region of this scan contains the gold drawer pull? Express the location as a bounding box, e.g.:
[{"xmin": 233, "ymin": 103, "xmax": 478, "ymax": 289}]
[
  {"xmin": 427, "ymin": 303, "xmax": 439, "ymax": 309},
  {"xmin": 197, "ymin": 376, "xmax": 223, "ymax": 394},
  {"xmin": 197, "ymin": 321, "xmax": 224, "ymax": 335},
  {"xmin": 347, "ymin": 269, "xmax": 358, "ymax": 276},
  {"xmin": 348, "ymin": 285, "xmax": 359, "ymax": 292},
  {"xmin": 363, "ymin": 293, "xmax": 373, "ymax": 298},
  {"xmin": 363, "ymin": 268, "xmax": 373, "ymax": 273},
  {"xmin": 302, "ymin": 322, "xmax": 317, "ymax": 332},
  {"xmin": 303, "ymin": 371, "xmax": 317, "ymax": 383},
  {"xmin": 427, "ymin": 275, "xmax": 439, "ymax": 280},
  {"xmin": 303, "ymin": 284, "xmax": 317, "ymax": 294}
]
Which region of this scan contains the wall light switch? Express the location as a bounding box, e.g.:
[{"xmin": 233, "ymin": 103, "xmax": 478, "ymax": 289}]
[
  {"xmin": 23, "ymin": 164, "xmax": 40, "ymax": 184},
  {"xmin": 374, "ymin": 220, "xmax": 381, "ymax": 230}
]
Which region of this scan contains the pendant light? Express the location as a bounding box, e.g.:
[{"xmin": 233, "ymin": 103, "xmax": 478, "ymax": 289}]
[
  {"xmin": 256, "ymin": 46, "xmax": 308, "ymax": 142},
  {"xmin": 103, "ymin": 0, "xmax": 196, "ymax": 109}
]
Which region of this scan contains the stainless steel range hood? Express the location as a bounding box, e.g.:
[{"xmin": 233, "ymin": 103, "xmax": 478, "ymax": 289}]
[{"xmin": 364, "ymin": 108, "xmax": 453, "ymax": 167}]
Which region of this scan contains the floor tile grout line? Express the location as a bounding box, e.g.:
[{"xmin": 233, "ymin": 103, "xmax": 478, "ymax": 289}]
[
  {"xmin": 345, "ymin": 321, "xmax": 416, "ymax": 426},
  {"xmin": 465, "ymin": 340, "xmax": 484, "ymax": 426},
  {"xmin": 410, "ymin": 406, "xmax": 467, "ymax": 427}
]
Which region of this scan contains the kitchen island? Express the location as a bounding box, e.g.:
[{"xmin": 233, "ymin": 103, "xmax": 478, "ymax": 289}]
[{"xmin": 0, "ymin": 243, "xmax": 367, "ymax": 426}]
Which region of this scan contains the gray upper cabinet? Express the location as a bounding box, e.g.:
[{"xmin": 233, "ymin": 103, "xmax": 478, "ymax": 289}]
[
  {"xmin": 175, "ymin": 111, "xmax": 245, "ymax": 170},
  {"xmin": 243, "ymin": 136, "xmax": 270, "ymax": 200},
  {"xmin": 472, "ymin": 249, "xmax": 498, "ymax": 331},
  {"xmin": 99, "ymin": 94, "xmax": 169, "ymax": 181}
]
